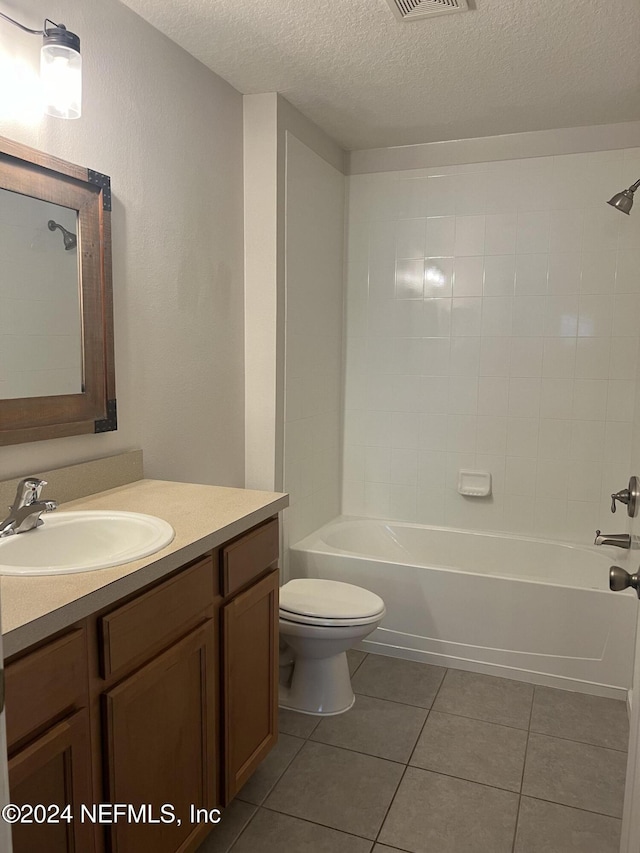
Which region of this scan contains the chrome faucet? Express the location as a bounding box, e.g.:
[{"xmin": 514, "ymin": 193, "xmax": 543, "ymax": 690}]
[
  {"xmin": 0, "ymin": 478, "xmax": 58, "ymax": 538},
  {"xmin": 594, "ymin": 530, "xmax": 632, "ymax": 549}
]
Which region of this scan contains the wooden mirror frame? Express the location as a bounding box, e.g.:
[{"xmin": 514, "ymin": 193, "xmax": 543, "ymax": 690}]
[{"xmin": 0, "ymin": 137, "xmax": 116, "ymax": 446}]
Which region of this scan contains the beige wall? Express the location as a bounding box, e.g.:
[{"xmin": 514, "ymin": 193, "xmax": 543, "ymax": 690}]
[
  {"xmin": 243, "ymin": 94, "xmax": 345, "ymax": 495},
  {"xmin": 0, "ymin": 0, "xmax": 245, "ymax": 487},
  {"xmin": 283, "ymin": 133, "xmax": 345, "ymax": 547}
]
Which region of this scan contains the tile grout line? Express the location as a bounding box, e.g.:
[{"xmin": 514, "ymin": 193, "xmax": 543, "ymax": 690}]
[
  {"xmin": 510, "ymin": 682, "xmax": 536, "ymax": 853},
  {"xmin": 373, "ymin": 666, "xmax": 449, "ymax": 846}
]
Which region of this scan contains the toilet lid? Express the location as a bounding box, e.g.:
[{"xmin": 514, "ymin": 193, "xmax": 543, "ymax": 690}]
[{"xmin": 279, "ymin": 579, "xmax": 385, "ymax": 621}]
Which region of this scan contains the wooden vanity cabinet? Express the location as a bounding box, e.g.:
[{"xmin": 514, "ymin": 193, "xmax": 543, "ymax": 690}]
[
  {"xmin": 5, "ymin": 628, "xmax": 95, "ymax": 853},
  {"xmin": 4, "ymin": 516, "xmax": 281, "ymax": 853},
  {"xmin": 220, "ymin": 519, "xmax": 279, "ymax": 802},
  {"xmin": 92, "ymin": 555, "xmax": 218, "ymax": 853}
]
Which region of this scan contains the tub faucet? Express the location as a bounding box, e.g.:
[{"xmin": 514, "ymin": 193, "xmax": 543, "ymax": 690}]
[
  {"xmin": 594, "ymin": 530, "xmax": 631, "ymax": 549},
  {"xmin": 0, "ymin": 478, "xmax": 58, "ymax": 538}
]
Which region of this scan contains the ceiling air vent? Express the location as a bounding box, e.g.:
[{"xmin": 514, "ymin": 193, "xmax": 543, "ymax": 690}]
[{"xmin": 385, "ymin": 0, "xmax": 469, "ymax": 21}]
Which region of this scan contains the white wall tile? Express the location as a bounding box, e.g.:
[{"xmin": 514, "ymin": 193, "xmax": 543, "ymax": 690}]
[
  {"xmin": 536, "ymin": 458, "xmax": 569, "ymax": 500},
  {"xmin": 578, "ymin": 295, "xmax": 614, "ymax": 337},
  {"xmin": 548, "ymin": 254, "xmax": 581, "ymax": 295},
  {"xmin": 538, "ymin": 419, "xmax": 572, "ymax": 460},
  {"xmin": 451, "ymin": 297, "xmax": 482, "ymax": 336},
  {"xmin": 426, "ymin": 216, "xmax": 456, "ymax": 256},
  {"xmin": 425, "ymin": 258, "xmax": 454, "ymax": 297},
  {"xmin": 426, "ymin": 175, "xmax": 456, "ymax": 216},
  {"xmin": 613, "ymin": 294, "xmax": 640, "ymax": 337},
  {"xmin": 512, "ymin": 296, "xmax": 546, "ymax": 336},
  {"xmin": 453, "ymin": 256, "xmax": 484, "ymax": 297},
  {"xmin": 540, "ymin": 379, "xmax": 574, "ymax": 419},
  {"xmin": 517, "ymin": 211, "xmax": 550, "ymax": 254},
  {"xmin": 418, "ymin": 450, "xmax": 448, "ymax": 489},
  {"xmin": 391, "ymin": 411, "xmax": 421, "ymax": 449},
  {"xmin": 509, "ymin": 338, "xmax": 544, "ymax": 377},
  {"xmin": 390, "ymin": 448, "xmax": 419, "ymax": 485},
  {"xmin": 454, "ymin": 172, "xmax": 487, "ymax": 215},
  {"xmin": 505, "ymin": 456, "xmax": 537, "ymax": 496},
  {"xmin": 515, "ymin": 254, "xmax": 549, "ymax": 296},
  {"xmin": 478, "ymin": 376, "xmax": 509, "ymax": 416},
  {"xmin": 549, "ymin": 210, "xmax": 584, "ymax": 254},
  {"xmin": 423, "ymin": 298, "xmax": 452, "ymax": 336},
  {"xmin": 542, "ymin": 339, "xmax": 576, "ymax": 379},
  {"xmin": 446, "ymin": 415, "xmax": 477, "ymax": 452},
  {"xmin": 485, "ymin": 214, "xmax": 517, "ymax": 256},
  {"xmin": 396, "ymin": 178, "xmax": 428, "ymax": 219},
  {"xmin": 422, "ymin": 338, "xmax": 450, "ymax": 375},
  {"xmin": 342, "ymin": 147, "xmax": 639, "ymax": 545},
  {"xmin": 569, "ymin": 420, "xmax": 605, "ymax": 460},
  {"xmin": 419, "ymin": 413, "xmax": 449, "ymax": 450},
  {"xmin": 581, "ymin": 252, "xmax": 617, "ymax": 295},
  {"xmin": 396, "ymin": 219, "xmax": 426, "ymax": 259},
  {"xmin": 484, "ymin": 255, "xmax": 516, "ymax": 297},
  {"xmin": 479, "ymin": 337, "xmax": 511, "ymax": 376},
  {"xmin": 572, "ymin": 379, "xmax": 608, "ymax": 420},
  {"xmin": 454, "ymin": 216, "xmax": 486, "ymax": 256},
  {"xmin": 508, "ymin": 378, "xmax": 541, "ymax": 418},
  {"xmin": 476, "ymin": 416, "xmax": 508, "ymax": 455},
  {"xmin": 448, "ymin": 376, "xmax": 479, "ymax": 414},
  {"xmin": 615, "ymin": 250, "xmax": 640, "ymax": 294},
  {"xmin": 609, "ymin": 337, "xmax": 638, "ymax": 380},
  {"xmin": 481, "ymin": 297, "xmax": 513, "ymax": 336},
  {"xmin": 506, "ymin": 418, "xmax": 539, "ymax": 456},
  {"xmin": 544, "ymin": 296, "xmax": 579, "ymax": 337},
  {"xmin": 449, "ymin": 337, "xmax": 480, "ymax": 376},
  {"xmin": 575, "ymin": 338, "xmax": 611, "ymax": 380},
  {"xmin": 396, "ymin": 259, "xmax": 425, "ymax": 298},
  {"xmin": 604, "ymin": 420, "xmax": 633, "ymax": 461},
  {"xmin": 606, "ymin": 380, "xmax": 636, "ymax": 422}
]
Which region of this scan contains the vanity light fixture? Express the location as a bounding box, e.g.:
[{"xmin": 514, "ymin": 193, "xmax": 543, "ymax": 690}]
[
  {"xmin": 607, "ymin": 178, "xmax": 640, "ymax": 215},
  {"xmin": 0, "ymin": 12, "xmax": 81, "ymax": 119}
]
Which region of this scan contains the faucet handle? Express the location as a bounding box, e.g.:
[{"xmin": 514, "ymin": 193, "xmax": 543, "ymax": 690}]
[
  {"xmin": 611, "ymin": 477, "xmax": 639, "ymax": 517},
  {"xmin": 610, "ymin": 492, "xmax": 626, "ymax": 513},
  {"xmin": 11, "ymin": 477, "xmax": 47, "ymax": 511}
]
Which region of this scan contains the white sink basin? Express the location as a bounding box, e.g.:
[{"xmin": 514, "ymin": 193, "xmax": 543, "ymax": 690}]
[{"xmin": 0, "ymin": 510, "xmax": 175, "ymax": 575}]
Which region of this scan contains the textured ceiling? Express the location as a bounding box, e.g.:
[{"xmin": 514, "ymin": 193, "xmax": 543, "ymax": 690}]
[{"xmin": 118, "ymin": 0, "xmax": 640, "ymax": 151}]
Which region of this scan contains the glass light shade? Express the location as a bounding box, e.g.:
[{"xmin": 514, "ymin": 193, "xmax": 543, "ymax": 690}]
[{"xmin": 41, "ymin": 43, "xmax": 81, "ymax": 119}]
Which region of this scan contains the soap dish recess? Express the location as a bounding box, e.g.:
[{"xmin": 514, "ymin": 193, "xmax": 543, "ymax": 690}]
[{"xmin": 458, "ymin": 470, "xmax": 491, "ymax": 497}]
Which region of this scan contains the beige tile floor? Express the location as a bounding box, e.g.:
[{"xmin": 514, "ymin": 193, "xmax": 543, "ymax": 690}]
[{"xmin": 197, "ymin": 651, "xmax": 629, "ymax": 853}]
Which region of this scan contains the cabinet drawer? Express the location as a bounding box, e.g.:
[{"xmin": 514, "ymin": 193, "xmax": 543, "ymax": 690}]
[
  {"xmin": 5, "ymin": 629, "xmax": 86, "ymax": 751},
  {"xmin": 222, "ymin": 518, "xmax": 279, "ymax": 596},
  {"xmin": 100, "ymin": 557, "xmax": 214, "ymax": 679}
]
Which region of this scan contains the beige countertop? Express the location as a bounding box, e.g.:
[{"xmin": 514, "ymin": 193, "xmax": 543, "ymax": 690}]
[{"xmin": 1, "ymin": 479, "xmax": 288, "ymax": 658}]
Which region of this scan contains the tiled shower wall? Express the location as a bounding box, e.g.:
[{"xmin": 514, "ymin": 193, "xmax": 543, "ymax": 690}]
[{"xmin": 343, "ymin": 148, "xmax": 640, "ymax": 542}]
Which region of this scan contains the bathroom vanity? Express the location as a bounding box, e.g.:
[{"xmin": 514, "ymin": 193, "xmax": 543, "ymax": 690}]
[{"xmin": 0, "ymin": 479, "xmax": 287, "ymax": 853}]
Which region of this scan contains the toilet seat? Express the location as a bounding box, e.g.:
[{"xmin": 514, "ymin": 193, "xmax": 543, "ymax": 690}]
[{"xmin": 279, "ymin": 579, "xmax": 385, "ymax": 628}]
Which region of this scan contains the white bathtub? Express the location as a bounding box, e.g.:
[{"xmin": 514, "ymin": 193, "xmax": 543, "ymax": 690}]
[{"xmin": 289, "ymin": 517, "xmax": 638, "ymax": 699}]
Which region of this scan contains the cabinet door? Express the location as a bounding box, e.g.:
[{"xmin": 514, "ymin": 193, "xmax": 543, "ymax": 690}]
[
  {"xmin": 223, "ymin": 569, "xmax": 279, "ymax": 801},
  {"xmin": 103, "ymin": 621, "xmax": 216, "ymax": 853},
  {"xmin": 9, "ymin": 710, "xmax": 95, "ymax": 853}
]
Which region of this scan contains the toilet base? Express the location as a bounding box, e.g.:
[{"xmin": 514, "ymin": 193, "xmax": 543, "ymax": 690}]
[{"xmin": 278, "ymin": 650, "xmax": 355, "ymax": 716}]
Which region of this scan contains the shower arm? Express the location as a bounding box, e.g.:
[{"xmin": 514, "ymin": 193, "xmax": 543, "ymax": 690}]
[{"xmin": 47, "ymin": 219, "xmax": 77, "ymax": 250}]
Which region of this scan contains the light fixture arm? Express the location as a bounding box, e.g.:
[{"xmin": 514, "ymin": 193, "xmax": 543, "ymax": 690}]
[{"xmin": 0, "ymin": 11, "xmax": 45, "ymax": 36}]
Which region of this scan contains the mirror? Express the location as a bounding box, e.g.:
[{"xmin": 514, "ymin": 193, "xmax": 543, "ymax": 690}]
[{"xmin": 0, "ymin": 136, "xmax": 116, "ymax": 445}]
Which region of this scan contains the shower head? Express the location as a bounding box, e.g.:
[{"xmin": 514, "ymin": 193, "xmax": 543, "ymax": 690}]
[
  {"xmin": 47, "ymin": 219, "xmax": 77, "ymax": 250},
  {"xmin": 608, "ymin": 178, "xmax": 640, "ymax": 215}
]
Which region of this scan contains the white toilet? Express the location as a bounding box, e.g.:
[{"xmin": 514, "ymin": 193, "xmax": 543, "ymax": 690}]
[{"xmin": 278, "ymin": 578, "xmax": 386, "ymax": 715}]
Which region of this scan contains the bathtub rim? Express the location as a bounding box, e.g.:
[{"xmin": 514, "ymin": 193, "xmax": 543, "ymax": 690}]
[{"xmin": 289, "ymin": 514, "xmax": 627, "ymax": 596}]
